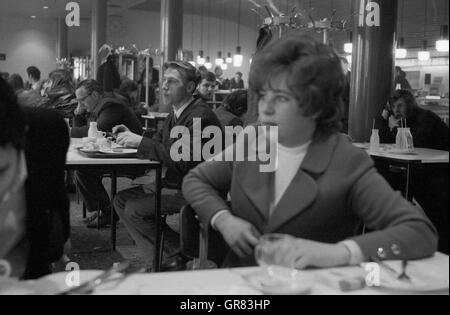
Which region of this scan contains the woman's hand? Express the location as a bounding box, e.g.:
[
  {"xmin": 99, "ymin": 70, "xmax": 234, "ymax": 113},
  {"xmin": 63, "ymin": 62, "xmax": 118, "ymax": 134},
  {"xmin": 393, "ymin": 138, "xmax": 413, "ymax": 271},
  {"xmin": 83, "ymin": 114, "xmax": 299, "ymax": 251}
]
[
  {"xmin": 215, "ymin": 213, "xmax": 261, "ymax": 258},
  {"xmin": 388, "ymin": 115, "xmax": 400, "ymax": 130},
  {"xmin": 275, "ymin": 239, "xmax": 351, "ymax": 269}
]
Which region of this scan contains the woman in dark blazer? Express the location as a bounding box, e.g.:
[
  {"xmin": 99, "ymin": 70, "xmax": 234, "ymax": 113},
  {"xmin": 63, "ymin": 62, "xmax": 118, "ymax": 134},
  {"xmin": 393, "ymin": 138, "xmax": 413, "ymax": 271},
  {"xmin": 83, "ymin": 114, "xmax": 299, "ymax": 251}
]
[
  {"xmin": 182, "ymin": 36, "xmax": 438, "ymax": 269},
  {"xmin": 0, "ymin": 77, "xmax": 70, "ymax": 279}
]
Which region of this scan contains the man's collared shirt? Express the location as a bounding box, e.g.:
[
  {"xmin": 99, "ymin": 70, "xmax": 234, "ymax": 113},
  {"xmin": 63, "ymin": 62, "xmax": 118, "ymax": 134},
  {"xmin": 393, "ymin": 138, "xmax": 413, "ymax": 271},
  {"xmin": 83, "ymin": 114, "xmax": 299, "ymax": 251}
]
[{"xmin": 173, "ymin": 97, "xmax": 194, "ymax": 120}]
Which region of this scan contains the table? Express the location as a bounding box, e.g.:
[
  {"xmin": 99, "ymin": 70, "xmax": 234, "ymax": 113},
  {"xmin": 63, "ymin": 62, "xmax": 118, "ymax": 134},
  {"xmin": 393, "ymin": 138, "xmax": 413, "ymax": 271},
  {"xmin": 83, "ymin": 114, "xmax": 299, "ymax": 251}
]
[
  {"xmin": 66, "ymin": 140, "xmax": 164, "ymax": 271},
  {"xmin": 354, "ymin": 143, "xmax": 449, "ymax": 200},
  {"xmin": 36, "ymin": 253, "xmax": 449, "ymax": 295}
]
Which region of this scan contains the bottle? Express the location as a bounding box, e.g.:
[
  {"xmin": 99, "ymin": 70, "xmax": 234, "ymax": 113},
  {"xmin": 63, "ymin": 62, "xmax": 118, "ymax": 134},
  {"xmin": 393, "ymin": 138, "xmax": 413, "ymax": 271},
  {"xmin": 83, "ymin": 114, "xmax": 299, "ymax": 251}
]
[
  {"xmin": 88, "ymin": 122, "xmax": 99, "ymax": 139},
  {"xmin": 395, "ymin": 128, "xmax": 406, "ymax": 151},
  {"xmin": 404, "ymin": 128, "xmax": 414, "ymax": 152},
  {"xmin": 369, "ymin": 129, "xmax": 380, "ymax": 153}
]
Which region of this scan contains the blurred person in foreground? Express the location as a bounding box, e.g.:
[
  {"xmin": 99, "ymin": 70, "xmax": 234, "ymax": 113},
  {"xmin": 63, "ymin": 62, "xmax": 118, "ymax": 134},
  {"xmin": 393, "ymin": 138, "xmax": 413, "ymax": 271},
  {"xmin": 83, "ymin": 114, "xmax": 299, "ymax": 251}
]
[
  {"xmin": 0, "ymin": 76, "xmax": 70, "ymax": 279},
  {"xmin": 182, "ymin": 35, "xmax": 437, "ymax": 268}
]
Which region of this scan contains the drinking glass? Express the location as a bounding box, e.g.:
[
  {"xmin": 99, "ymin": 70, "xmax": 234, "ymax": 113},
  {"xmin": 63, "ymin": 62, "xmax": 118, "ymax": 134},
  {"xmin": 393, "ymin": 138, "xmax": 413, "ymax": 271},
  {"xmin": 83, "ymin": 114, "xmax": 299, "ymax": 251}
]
[{"xmin": 255, "ymin": 234, "xmax": 296, "ymax": 277}]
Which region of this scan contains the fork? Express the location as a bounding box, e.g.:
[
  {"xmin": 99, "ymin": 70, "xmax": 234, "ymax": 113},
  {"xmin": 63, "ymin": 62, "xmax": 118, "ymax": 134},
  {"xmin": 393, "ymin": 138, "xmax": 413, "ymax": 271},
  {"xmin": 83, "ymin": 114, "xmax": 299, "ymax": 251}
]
[{"xmin": 397, "ymin": 260, "xmax": 411, "ymax": 282}]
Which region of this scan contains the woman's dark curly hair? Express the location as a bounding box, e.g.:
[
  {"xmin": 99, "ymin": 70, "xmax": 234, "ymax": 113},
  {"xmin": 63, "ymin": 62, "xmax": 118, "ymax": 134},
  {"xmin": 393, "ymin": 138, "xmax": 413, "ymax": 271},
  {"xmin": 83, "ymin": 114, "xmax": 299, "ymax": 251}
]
[
  {"xmin": 0, "ymin": 76, "xmax": 26, "ymax": 150},
  {"xmin": 249, "ymin": 35, "xmax": 345, "ymax": 137}
]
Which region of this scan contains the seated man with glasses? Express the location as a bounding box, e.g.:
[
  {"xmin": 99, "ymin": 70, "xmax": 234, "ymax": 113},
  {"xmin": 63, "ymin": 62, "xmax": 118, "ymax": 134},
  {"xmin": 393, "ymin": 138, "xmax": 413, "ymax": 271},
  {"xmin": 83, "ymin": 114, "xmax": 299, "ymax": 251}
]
[
  {"xmin": 71, "ymin": 79, "xmax": 142, "ymax": 228},
  {"xmin": 111, "ymin": 61, "xmax": 222, "ymax": 270}
]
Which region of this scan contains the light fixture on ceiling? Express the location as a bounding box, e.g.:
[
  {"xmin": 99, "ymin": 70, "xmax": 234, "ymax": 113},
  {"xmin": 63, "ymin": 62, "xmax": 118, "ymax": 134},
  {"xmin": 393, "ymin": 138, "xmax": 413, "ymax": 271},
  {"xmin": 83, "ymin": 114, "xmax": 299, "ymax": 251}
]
[
  {"xmin": 396, "ymin": 37, "xmax": 407, "ymax": 59},
  {"xmin": 396, "ymin": 0, "xmax": 407, "ymax": 59},
  {"xmin": 226, "ymin": 52, "xmax": 233, "ymax": 64},
  {"xmin": 215, "ymin": 51, "xmax": 223, "ymax": 66},
  {"xmin": 205, "ymin": 56, "xmax": 212, "ymax": 69},
  {"xmin": 436, "ymin": 25, "xmax": 449, "ymax": 52},
  {"xmin": 344, "ymin": 32, "xmax": 353, "ymax": 54},
  {"xmin": 31, "ymin": 15, "xmax": 36, "ymax": 19},
  {"xmin": 221, "ymin": 58, "xmax": 228, "ymax": 70},
  {"xmin": 233, "ymin": 0, "xmax": 243, "ymax": 68},
  {"xmin": 197, "ymin": 50, "xmax": 205, "ymax": 65},
  {"xmin": 43, "ymin": 6, "xmax": 49, "ymax": 9},
  {"xmin": 418, "ymin": 40, "xmax": 430, "ymax": 61}
]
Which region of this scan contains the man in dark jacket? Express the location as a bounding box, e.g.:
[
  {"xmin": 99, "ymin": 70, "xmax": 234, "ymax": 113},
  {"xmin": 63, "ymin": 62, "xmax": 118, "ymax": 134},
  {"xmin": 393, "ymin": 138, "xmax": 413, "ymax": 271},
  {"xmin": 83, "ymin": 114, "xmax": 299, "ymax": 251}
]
[
  {"xmin": 379, "ymin": 89, "xmax": 449, "ymax": 253},
  {"xmin": 112, "ymin": 61, "xmax": 222, "ymax": 267},
  {"xmin": 72, "ymin": 79, "xmax": 142, "ymax": 228}
]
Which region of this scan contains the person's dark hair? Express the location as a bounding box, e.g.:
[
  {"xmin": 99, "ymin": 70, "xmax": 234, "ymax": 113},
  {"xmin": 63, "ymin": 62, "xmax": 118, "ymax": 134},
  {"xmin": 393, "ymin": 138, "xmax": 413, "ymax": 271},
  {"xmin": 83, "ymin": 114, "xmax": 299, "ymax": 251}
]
[
  {"xmin": 201, "ymin": 71, "xmax": 216, "ymax": 83},
  {"xmin": 389, "ymin": 89, "xmax": 418, "ymax": 111},
  {"xmin": 48, "ymin": 69, "xmax": 74, "ymax": 91},
  {"xmin": 164, "ymin": 61, "xmax": 201, "ymax": 86},
  {"xmin": 26, "ymin": 66, "xmax": 41, "ymax": 81},
  {"xmin": 236, "ymin": 72, "xmax": 243, "ymax": 77},
  {"xmin": 118, "ymin": 79, "xmax": 138, "ymax": 95},
  {"xmin": 0, "ymin": 77, "xmax": 25, "ymax": 150},
  {"xmin": 223, "ymin": 90, "xmax": 248, "ymax": 118},
  {"xmin": 77, "ymin": 79, "xmax": 103, "ymax": 95},
  {"xmin": 0, "ymin": 72, "xmax": 10, "ymax": 80},
  {"xmin": 249, "ymin": 35, "xmax": 344, "ymax": 137},
  {"xmin": 8, "ymin": 74, "xmax": 25, "ymax": 92}
]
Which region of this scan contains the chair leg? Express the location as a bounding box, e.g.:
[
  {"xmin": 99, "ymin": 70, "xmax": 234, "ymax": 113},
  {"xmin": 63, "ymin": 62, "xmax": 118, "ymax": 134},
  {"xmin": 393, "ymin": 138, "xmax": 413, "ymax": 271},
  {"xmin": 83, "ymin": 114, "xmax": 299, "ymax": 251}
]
[
  {"xmin": 82, "ymin": 202, "xmax": 87, "ymax": 219},
  {"xmin": 111, "ymin": 208, "xmax": 117, "ymax": 251},
  {"xmin": 158, "ymin": 216, "xmax": 167, "ymax": 268}
]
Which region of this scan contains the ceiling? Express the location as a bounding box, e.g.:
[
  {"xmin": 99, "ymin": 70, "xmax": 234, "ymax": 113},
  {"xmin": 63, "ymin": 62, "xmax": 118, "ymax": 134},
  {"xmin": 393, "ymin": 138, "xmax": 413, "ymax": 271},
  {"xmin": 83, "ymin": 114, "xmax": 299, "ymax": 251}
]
[{"xmin": 0, "ymin": 0, "xmax": 448, "ymax": 49}]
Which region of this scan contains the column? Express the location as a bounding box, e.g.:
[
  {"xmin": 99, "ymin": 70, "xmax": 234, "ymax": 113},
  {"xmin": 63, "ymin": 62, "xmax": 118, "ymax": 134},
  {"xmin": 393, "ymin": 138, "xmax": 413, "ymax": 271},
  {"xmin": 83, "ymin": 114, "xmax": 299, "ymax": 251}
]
[
  {"xmin": 56, "ymin": 18, "xmax": 68, "ymax": 60},
  {"xmin": 159, "ymin": 0, "xmax": 184, "ymax": 112},
  {"xmin": 348, "ymin": 0, "xmax": 398, "ymax": 141},
  {"xmin": 90, "ymin": 0, "xmax": 107, "ymax": 79}
]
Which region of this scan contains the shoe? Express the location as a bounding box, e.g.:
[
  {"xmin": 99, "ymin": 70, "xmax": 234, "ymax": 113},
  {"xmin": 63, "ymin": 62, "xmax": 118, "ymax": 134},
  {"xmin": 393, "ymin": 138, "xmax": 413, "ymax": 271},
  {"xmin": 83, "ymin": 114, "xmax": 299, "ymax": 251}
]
[
  {"xmin": 86, "ymin": 213, "xmax": 110, "ymax": 229},
  {"xmin": 83, "ymin": 212, "xmax": 98, "ymax": 223},
  {"xmin": 160, "ymin": 254, "xmax": 190, "ymax": 272}
]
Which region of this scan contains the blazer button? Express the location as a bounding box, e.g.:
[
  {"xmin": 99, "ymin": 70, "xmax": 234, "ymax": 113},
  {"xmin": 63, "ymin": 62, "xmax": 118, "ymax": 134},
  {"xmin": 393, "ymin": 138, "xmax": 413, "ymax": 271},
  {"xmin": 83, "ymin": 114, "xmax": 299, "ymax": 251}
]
[
  {"xmin": 377, "ymin": 247, "xmax": 387, "ymax": 259},
  {"xmin": 391, "ymin": 244, "xmax": 401, "ymax": 256}
]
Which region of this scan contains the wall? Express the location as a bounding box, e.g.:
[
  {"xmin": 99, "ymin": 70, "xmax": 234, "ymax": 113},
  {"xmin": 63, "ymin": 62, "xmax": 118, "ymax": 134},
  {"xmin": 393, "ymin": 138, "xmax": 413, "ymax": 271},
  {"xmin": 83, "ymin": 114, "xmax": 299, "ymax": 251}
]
[{"xmin": 0, "ymin": 16, "xmax": 57, "ymax": 81}]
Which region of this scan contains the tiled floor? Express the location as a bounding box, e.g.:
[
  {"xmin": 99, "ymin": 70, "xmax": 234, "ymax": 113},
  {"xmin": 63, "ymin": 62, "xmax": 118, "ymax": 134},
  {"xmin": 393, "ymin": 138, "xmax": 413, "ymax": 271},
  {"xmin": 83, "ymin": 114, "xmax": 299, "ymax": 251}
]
[{"xmin": 56, "ymin": 176, "xmax": 180, "ymax": 273}]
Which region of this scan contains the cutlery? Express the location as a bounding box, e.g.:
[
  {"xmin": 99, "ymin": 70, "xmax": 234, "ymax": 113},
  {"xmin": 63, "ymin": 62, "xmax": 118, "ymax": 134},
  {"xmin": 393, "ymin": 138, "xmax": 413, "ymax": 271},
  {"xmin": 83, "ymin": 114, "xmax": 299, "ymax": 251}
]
[
  {"xmin": 370, "ymin": 256, "xmax": 411, "ymax": 283},
  {"xmin": 57, "ymin": 261, "xmax": 131, "ymax": 295}
]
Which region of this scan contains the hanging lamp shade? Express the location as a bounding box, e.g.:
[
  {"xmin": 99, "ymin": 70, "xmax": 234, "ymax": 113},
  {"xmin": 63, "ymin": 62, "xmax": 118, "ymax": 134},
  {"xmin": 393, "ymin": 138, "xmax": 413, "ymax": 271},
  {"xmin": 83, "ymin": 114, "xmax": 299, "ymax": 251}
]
[
  {"xmin": 226, "ymin": 52, "xmax": 233, "ymax": 64},
  {"xmin": 215, "ymin": 51, "xmax": 223, "ymax": 66},
  {"xmin": 233, "ymin": 46, "xmax": 243, "ymax": 67},
  {"xmin": 396, "ymin": 37, "xmax": 407, "ymax": 59},
  {"xmin": 343, "ymin": 32, "xmax": 353, "ymax": 54},
  {"xmin": 197, "ymin": 50, "xmax": 205, "ymax": 65},
  {"xmin": 418, "ymin": 40, "xmax": 430, "ymax": 61},
  {"xmin": 436, "ymin": 25, "xmax": 449, "ymax": 52},
  {"xmin": 205, "ymin": 56, "xmax": 212, "ymax": 69}
]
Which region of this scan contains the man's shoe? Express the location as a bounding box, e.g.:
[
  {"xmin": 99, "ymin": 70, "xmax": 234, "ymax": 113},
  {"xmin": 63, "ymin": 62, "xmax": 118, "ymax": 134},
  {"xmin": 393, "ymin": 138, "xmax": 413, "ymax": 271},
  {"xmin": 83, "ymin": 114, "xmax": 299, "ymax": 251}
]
[
  {"xmin": 86, "ymin": 214, "xmax": 110, "ymax": 229},
  {"xmin": 160, "ymin": 254, "xmax": 190, "ymax": 272}
]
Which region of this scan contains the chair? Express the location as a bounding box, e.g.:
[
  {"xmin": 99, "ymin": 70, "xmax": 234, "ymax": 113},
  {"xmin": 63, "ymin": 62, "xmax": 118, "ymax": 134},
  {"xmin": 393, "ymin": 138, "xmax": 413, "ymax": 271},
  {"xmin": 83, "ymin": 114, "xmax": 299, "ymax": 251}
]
[{"xmin": 180, "ymin": 205, "xmax": 228, "ymax": 269}]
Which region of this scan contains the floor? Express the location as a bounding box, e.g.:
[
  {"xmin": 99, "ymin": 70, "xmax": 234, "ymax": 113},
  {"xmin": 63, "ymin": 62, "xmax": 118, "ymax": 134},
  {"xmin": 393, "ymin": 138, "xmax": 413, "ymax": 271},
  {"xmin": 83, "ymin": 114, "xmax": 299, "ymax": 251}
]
[{"xmin": 55, "ymin": 176, "xmax": 180, "ymax": 273}]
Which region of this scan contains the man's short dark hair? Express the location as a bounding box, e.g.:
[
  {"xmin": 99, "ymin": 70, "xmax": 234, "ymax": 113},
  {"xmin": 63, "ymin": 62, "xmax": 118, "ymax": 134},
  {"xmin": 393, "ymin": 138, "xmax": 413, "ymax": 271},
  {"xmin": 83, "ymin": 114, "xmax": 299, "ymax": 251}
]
[
  {"xmin": 201, "ymin": 71, "xmax": 216, "ymax": 83},
  {"xmin": 27, "ymin": 66, "xmax": 41, "ymax": 81},
  {"xmin": 223, "ymin": 90, "xmax": 248, "ymax": 117},
  {"xmin": 249, "ymin": 35, "xmax": 345, "ymax": 137},
  {"xmin": 236, "ymin": 72, "xmax": 243, "ymax": 77},
  {"xmin": 8, "ymin": 74, "xmax": 24, "ymax": 92},
  {"xmin": 164, "ymin": 61, "xmax": 201, "ymax": 86},
  {"xmin": 77, "ymin": 79, "xmax": 103, "ymax": 95},
  {"xmin": 0, "ymin": 77, "xmax": 25, "ymax": 150}
]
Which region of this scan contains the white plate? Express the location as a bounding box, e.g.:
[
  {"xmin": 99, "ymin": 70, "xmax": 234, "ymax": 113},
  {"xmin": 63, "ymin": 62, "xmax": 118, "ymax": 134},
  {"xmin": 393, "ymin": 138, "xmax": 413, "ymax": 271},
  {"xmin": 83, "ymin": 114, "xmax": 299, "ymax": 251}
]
[
  {"xmin": 98, "ymin": 149, "xmax": 137, "ymax": 154},
  {"xmin": 361, "ymin": 261, "xmax": 449, "ymax": 293},
  {"xmin": 242, "ymin": 266, "xmax": 314, "ymax": 295}
]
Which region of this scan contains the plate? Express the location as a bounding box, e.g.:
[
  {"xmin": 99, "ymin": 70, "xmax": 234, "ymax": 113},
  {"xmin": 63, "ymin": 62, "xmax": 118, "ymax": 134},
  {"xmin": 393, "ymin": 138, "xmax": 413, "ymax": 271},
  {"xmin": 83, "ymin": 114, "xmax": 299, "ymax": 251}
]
[
  {"xmin": 242, "ymin": 266, "xmax": 314, "ymax": 295},
  {"xmin": 361, "ymin": 261, "xmax": 449, "ymax": 293},
  {"xmin": 99, "ymin": 148, "xmax": 137, "ymax": 154}
]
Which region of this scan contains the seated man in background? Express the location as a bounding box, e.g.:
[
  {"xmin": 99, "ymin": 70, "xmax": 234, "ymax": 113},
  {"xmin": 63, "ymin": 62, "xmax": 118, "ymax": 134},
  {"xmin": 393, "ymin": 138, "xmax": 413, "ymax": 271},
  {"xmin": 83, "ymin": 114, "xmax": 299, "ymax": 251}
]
[
  {"xmin": 183, "ymin": 35, "xmax": 437, "ymax": 269},
  {"xmin": 195, "ymin": 71, "xmax": 216, "ymax": 103},
  {"xmin": 214, "ymin": 89, "xmax": 248, "ymax": 128},
  {"xmin": 379, "ymin": 89, "xmax": 449, "ymax": 150},
  {"xmin": 112, "ymin": 61, "xmax": 221, "ymax": 269},
  {"xmin": 0, "ymin": 76, "xmax": 70, "ymax": 279},
  {"xmin": 230, "ymin": 72, "xmax": 245, "ymax": 90},
  {"xmin": 379, "ymin": 89, "xmax": 449, "ymax": 253},
  {"xmin": 26, "ymin": 66, "xmax": 42, "ymax": 92},
  {"xmin": 71, "ymin": 79, "xmax": 143, "ymax": 228}
]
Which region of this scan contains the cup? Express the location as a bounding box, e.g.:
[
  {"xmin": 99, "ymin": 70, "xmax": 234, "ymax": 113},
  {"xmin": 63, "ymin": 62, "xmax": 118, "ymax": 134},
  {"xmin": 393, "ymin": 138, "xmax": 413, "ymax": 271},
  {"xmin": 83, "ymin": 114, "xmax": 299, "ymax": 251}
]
[{"xmin": 255, "ymin": 234, "xmax": 296, "ymax": 272}]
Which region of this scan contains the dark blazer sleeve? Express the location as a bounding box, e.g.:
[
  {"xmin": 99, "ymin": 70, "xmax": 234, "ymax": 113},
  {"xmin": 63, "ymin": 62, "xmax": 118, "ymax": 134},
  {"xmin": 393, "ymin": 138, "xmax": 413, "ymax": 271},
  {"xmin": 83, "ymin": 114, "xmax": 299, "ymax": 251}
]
[
  {"xmin": 182, "ymin": 160, "xmax": 233, "ymax": 226},
  {"xmin": 346, "ymin": 149, "xmax": 438, "ymax": 260},
  {"xmin": 23, "ymin": 108, "xmax": 70, "ymax": 279}
]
